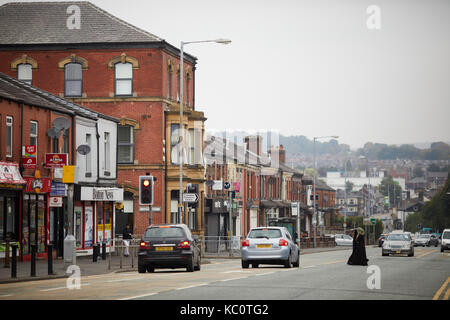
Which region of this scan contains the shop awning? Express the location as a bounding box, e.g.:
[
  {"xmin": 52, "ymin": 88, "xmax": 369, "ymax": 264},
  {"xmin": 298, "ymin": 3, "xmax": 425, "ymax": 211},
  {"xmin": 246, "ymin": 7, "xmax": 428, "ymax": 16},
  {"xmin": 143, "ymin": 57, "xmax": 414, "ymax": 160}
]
[{"xmin": 0, "ymin": 162, "xmax": 26, "ymax": 184}]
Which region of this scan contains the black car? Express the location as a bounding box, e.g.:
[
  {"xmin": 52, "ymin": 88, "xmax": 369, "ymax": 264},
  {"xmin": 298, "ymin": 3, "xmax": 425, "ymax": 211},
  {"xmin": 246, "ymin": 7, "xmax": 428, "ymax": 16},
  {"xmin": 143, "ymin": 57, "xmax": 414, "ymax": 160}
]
[{"xmin": 138, "ymin": 224, "xmax": 201, "ymax": 273}]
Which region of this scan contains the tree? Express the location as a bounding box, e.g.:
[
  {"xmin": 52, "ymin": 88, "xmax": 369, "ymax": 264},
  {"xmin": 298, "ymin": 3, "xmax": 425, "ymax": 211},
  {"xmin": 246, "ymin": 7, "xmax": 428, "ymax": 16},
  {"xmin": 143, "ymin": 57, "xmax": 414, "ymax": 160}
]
[
  {"xmin": 345, "ymin": 181, "xmax": 354, "ymax": 192},
  {"xmin": 379, "ymin": 176, "xmax": 403, "ymax": 208}
]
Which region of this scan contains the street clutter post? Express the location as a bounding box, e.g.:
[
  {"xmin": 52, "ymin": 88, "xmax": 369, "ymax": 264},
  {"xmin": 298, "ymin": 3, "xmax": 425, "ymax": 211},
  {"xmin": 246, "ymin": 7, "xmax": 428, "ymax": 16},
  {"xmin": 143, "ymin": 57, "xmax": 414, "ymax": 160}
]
[
  {"xmin": 11, "ymin": 244, "xmax": 17, "ymax": 278},
  {"xmin": 47, "ymin": 244, "xmax": 53, "ymax": 275},
  {"xmin": 30, "ymin": 244, "xmax": 36, "ymax": 277},
  {"xmin": 102, "ymin": 241, "xmax": 106, "ymax": 260},
  {"xmin": 4, "ymin": 240, "xmax": 10, "ymax": 268}
]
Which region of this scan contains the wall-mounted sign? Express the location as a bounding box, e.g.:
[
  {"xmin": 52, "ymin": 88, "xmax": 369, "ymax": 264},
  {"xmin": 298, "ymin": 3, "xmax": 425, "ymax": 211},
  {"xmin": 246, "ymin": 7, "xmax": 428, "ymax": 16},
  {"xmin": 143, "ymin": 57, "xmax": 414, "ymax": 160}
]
[
  {"xmin": 80, "ymin": 187, "xmax": 123, "ymax": 202},
  {"xmin": 23, "ymin": 177, "xmax": 51, "ymax": 193},
  {"xmin": 22, "ymin": 145, "xmax": 37, "ymax": 169},
  {"xmin": 212, "ymin": 180, "xmax": 223, "ymax": 191},
  {"xmin": 50, "ymin": 182, "xmax": 67, "ymax": 197},
  {"xmin": 45, "ymin": 153, "xmax": 68, "ymax": 168},
  {"xmin": 49, "ymin": 196, "xmax": 63, "ymax": 207}
]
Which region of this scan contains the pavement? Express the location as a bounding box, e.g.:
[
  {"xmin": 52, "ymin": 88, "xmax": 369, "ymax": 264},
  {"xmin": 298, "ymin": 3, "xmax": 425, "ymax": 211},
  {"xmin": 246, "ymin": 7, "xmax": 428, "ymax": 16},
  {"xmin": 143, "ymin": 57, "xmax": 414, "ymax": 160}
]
[{"xmin": 0, "ymin": 245, "xmax": 371, "ymax": 284}]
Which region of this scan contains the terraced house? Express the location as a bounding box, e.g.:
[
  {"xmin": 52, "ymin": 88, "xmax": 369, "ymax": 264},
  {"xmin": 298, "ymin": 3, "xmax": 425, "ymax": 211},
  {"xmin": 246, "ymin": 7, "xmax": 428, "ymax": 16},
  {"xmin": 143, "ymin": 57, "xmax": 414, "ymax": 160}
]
[{"xmin": 0, "ymin": 1, "xmax": 207, "ymax": 236}]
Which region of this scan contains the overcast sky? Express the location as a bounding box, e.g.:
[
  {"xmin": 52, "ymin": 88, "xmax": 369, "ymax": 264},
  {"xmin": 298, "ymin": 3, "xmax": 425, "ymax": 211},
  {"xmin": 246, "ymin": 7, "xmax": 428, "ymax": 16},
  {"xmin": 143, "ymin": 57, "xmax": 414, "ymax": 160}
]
[{"xmin": 2, "ymin": 0, "xmax": 449, "ymax": 149}]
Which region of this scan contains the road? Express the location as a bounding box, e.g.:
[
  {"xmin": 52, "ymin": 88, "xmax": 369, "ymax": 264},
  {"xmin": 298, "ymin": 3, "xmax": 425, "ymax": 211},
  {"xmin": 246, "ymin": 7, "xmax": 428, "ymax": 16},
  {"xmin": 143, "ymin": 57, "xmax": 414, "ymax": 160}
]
[{"xmin": 0, "ymin": 246, "xmax": 448, "ymax": 300}]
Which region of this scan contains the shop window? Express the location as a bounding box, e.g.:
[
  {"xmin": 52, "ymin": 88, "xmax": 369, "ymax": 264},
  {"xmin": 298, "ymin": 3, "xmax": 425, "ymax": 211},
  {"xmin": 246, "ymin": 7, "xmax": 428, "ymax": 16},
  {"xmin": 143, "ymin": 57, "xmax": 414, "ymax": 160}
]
[
  {"xmin": 17, "ymin": 63, "xmax": 32, "ymax": 85},
  {"xmin": 30, "ymin": 121, "xmax": 38, "ymax": 147},
  {"xmin": 115, "ymin": 62, "xmax": 132, "ymax": 96},
  {"xmin": 65, "ymin": 63, "xmax": 83, "ymax": 97},
  {"xmin": 118, "ymin": 125, "xmax": 134, "ymax": 164},
  {"xmin": 6, "ymin": 116, "xmax": 13, "ymax": 157}
]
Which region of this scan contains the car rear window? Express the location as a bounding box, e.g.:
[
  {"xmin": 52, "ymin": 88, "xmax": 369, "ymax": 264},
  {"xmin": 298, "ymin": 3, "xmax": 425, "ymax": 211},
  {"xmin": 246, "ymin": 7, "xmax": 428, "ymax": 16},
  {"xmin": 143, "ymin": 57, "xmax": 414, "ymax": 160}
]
[
  {"xmin": 145, "ymin": 227, "xmax": 185, "ymax": 238},
  {"xmin": 248, "ymin": 229, "xmax": 282, "ymax": 239}
]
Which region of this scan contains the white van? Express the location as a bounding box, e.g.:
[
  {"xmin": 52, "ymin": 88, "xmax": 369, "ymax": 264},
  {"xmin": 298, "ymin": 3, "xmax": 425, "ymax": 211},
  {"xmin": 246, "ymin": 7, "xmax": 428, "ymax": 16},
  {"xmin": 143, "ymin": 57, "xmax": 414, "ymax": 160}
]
[{"xmin": 441, "ymin": 229, "xmax": 450, "ymax": 252}]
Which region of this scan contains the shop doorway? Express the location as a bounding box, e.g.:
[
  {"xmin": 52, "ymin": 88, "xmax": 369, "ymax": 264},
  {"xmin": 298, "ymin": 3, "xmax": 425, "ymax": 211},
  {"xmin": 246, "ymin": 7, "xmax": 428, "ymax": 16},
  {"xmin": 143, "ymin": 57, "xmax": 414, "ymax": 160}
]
[
  {"xmin": 0, "ymin": 192, "xmax": 19, "ymax": 242},
  {"xmin": 97, "ymin": 202, "xmax": 113, "ymax": 245},
  {"xmin": 22, "ymin": 194, "xmax": 47, "ymax": 257}
]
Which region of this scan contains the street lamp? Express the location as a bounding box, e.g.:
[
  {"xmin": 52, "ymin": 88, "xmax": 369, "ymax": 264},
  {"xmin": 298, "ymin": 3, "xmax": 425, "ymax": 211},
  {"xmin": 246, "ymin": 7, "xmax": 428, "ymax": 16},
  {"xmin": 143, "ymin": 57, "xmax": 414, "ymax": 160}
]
[
  {"xmin": 179, "ymin": 38, "xmax": 231, "ymax": 223},
  {"xmin": 313, "ymin": 135, "xmax": 338, "ymax": 248}
]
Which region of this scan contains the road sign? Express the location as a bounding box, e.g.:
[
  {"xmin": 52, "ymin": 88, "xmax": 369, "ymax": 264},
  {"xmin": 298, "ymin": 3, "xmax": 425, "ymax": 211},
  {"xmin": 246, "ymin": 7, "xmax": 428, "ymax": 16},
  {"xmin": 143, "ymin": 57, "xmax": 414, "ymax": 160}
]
[
  {"xmin": 183, "ymin": 193, "xmax": 199, "ymax": 203},
  {"xmin": 223, "ymin": 182, "xmax": 231, "ymax": 189},
  {"xmin": 370, "ymin": 218, "xmax": 376, "ymax": 225}
]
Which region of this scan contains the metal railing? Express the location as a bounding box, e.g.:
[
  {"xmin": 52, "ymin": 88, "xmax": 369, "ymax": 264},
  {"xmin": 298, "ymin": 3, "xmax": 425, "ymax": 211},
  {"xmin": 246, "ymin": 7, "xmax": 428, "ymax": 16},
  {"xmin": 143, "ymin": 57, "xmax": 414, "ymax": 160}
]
[{"xmin": 201, "ymin": 236, "xmax": 243, "ymax": 258}]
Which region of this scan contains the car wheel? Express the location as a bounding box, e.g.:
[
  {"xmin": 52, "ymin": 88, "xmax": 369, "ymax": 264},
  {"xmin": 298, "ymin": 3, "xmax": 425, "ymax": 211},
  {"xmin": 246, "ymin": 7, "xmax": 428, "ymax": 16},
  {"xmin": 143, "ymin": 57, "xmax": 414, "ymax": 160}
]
[
  {"xmin": 138, "ymin": 265, "xmax": 147, "ymax": 273},
  {"xmin": 252, "ymin": 263, "xmax": 259, "ymax": 268},
  {"xmin": 147, "ymin": 266, "xmax": 155, "ymax": 273},
  {"xmin": 382, "ymin": 251, "xmax": 388, "ymax": 256},
  {"xmin": 284, "ymin": 253, "xmax": 292, "ymax": 268},
  {"xmin": 293, "ymin": 250, "xmax": 300, "ymax": 267},
  {"xmin": 186, "ymin": 256, "xmax": 195, "ymax": 272},
  {"xmin": 241, "ymin": 260, "xmax": 249, "ymax": 269},
  {"xmin": 408, "ymin": 250, "xmax": 414, "ymax": 257},
  {"xmin": 435, "ymin": 243, "xmax": 438, "ymax": 247}
]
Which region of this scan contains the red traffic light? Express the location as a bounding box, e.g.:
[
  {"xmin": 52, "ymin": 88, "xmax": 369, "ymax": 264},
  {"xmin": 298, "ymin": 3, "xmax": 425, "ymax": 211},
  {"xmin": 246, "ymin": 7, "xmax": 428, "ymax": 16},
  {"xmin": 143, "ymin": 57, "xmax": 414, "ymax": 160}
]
[{"xmin": 143, "ymin": 180, "xmax": 150, "ymax": 187}]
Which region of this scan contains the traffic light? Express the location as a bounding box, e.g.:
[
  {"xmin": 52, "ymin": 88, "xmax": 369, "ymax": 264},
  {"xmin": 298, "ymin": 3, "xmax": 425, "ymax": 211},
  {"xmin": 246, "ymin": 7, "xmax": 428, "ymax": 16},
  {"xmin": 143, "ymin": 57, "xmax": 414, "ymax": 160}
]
[{"xmin": 139, "ymin": 175, "xmax": 154, "ymax": 205}]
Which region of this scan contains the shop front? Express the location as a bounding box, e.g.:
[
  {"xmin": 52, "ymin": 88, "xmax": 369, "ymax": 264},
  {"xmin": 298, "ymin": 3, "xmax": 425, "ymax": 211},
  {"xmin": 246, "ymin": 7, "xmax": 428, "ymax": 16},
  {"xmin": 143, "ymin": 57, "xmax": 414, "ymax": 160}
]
[{"xmin": 74, "ymin": 186, "xmax": 123, "ymax": 255}]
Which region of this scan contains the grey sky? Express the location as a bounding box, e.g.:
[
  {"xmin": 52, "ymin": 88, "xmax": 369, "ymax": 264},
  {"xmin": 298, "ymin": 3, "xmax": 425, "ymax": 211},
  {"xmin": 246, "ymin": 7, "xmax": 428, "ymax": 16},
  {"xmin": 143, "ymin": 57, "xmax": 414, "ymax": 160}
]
[{"xmin": 2, "ymin": 0, "xmax": 449, "ymax": 149}]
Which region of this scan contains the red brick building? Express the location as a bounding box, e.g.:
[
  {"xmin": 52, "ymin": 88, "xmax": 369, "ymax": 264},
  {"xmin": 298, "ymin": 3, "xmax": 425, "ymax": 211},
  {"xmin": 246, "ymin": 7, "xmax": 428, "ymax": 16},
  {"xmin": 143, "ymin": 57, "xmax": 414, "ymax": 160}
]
[{"xmin": 0, "ymin": 2, "xmax": 206, "ymax": 236}]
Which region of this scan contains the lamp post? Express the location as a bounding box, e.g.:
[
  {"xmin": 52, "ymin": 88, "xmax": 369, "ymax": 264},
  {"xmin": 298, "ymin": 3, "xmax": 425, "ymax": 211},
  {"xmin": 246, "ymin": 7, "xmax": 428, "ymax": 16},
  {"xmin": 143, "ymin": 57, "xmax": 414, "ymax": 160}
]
[
  {"xmin": 178, "ymin": 39, "xmax": 231, "ymax": 223},
  {"xmin": 313, "ymin": 135, "xmax": 338, "ymax": 248}
]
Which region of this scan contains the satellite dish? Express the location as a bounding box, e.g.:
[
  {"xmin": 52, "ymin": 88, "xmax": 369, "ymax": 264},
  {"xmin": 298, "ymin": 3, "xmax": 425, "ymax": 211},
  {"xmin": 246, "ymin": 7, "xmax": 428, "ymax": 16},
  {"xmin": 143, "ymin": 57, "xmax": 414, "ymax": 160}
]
[
  {"xmin": 47, "ymin": 127, "xmax": 61, "ymax": 139},
  {"xmin": 53, "ymin": 117, "xmax": 71, "ymax": 131},
  {"xmin": 77, "ymin": 144, "xmax": 91, "ymax": 155}
]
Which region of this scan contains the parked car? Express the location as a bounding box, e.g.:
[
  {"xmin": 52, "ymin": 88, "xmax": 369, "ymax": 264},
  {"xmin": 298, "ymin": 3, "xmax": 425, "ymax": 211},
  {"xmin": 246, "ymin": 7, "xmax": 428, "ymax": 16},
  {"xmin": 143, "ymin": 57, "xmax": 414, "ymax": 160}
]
[
  {"xmin": 440, "ymin": 229, "xmax": 450, "ymax": 252},
  {"xmin": 378, "ymin": 234, "xmax": 388, "ymax": 247},
  {"xmin": 334, "ymin": 234, "xmax": 353, "ymax": 246},
  {"xmin": 137, "ymin": 224, "xmax": 201, "ymax": 273},
  {"xmin": 414, "ymin": 234, "xmax": 439, "ymax": 247},
  {"xmin": 241, "ymin": 227, "xmax": 300, "ymax": 268},
  {"xmin": 382, "ymin": 232, "xmax": 414, "ymax": 256}
]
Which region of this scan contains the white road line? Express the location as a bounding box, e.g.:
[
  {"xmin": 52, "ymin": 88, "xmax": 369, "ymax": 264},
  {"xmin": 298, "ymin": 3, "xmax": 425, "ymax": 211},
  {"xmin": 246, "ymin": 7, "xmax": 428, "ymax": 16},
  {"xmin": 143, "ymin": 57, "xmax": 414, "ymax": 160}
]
[
  {"xmin": 106, "ymin": 277, "xmax": 142, "ymax": 283},
  {"xmin": 220, "ymin": 277, "xmax": 247, "ymax": 282},
  {"xmin": 253, "ymin": 272, "xmax": 275, "ymax": 276},
  {"xmin": 0, "ymin": 294, "xmax": 13, "ymax": 297},
  {"xmin": 303, "ymin": 265, "xmax": 316, "ymax": 268},
  {"xmin": 119, "ymin": 292, "xmax": 157, "ymax": 300},
  {"xmin": 176, "ymin": 283, "xmax": 208, "ymax": 290},
  {"xmin": 40, "ymin": 283, "xmax": 91, "ymax": 292}
]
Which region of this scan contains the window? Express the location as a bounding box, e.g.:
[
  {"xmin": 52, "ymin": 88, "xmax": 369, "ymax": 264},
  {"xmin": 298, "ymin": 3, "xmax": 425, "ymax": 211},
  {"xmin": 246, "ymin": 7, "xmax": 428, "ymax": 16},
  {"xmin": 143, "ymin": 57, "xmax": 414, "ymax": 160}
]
[
  {"xmin": 18, "ymin": 64, "xmax": 32, "ymax": 85},
  {"xmin": 189, "ymin": 129, "xmax": 194, "ymax": 165},
  {"xmin": 65, "ymin": 63, "xmax": 82, "ymax": 97},
  {"xmin": 104, "ymin": 132, "xmax": 110, "ymax": 173},
  {"xmin": 6, "ymin": 116, "xmax": 12, "ymax": 157},
  {"xmin": 171, "ymin": 124, "xmax": 180, "ymax": 164},
  {"xmin": 168, "ymin": 67, "xmax": 172, "ymax": 99},
  {"xmin": 115, "ymin": 63, "xmax": 132, "ymax": 96},
  {"xmin": 176, "ymin": 70, "xmax": 180, "ymax": 102},
  {"xmin": 186, "ymin": 77, "xmax": 189, "ymax": 106},
  {"xmin": 86, "ymin": 134, "xmax": 92, "ymax": 174},
  {"xmin": 30, "ymin": 121, "xmax": 38, "ymax": 147},
  {"xmin": 118, "ymin": 125, "xmax": 134, "ymax": 163}
]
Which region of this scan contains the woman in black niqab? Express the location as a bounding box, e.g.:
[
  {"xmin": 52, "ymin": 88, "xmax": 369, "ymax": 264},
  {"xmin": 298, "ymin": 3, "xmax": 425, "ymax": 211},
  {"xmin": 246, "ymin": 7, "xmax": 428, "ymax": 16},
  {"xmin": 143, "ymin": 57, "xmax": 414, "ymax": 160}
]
[{"xmin": 347, "ymin": 227, "xmax": 369, "ymax": 266}]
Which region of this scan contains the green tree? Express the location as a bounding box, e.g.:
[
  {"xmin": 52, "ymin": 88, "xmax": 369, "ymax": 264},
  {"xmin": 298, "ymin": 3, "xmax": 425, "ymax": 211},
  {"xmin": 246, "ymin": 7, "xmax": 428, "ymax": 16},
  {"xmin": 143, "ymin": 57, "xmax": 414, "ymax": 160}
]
[{"xmin": 379, "ymin": 176, "xmax": 403, "ymax": 208}]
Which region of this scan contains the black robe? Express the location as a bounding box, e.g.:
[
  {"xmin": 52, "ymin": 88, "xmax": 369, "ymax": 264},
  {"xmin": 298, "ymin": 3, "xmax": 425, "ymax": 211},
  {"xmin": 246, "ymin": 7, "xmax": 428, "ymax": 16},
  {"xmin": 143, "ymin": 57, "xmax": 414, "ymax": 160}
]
[{"xmin": 347, "ymin": 230, "xmax": 369, "ymax": 266}]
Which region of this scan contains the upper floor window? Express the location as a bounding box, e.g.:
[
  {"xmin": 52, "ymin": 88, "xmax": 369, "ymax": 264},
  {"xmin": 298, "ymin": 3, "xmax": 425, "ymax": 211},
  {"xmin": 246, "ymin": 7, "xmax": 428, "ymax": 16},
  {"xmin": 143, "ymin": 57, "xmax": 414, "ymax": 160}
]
[
  {"xmin": 65, "ymin": 63, "xmax": 82, "ymax": 97},
  {"xmin": 115, "ymin": 63, "xmax": 133, "ymax": 96},
  {"xmin": 18, "ymin": 64, "xmax": 32, "ymax": 85},
  {"xmin": 6, "ymin": 116, "xmax": 13, "ymax": 157},
  {"xmin": 118, "ymin": 125, "xmax": 134, "ymax": 163},
  {"xmin": 30, "ymin": 121, "xmax": 38, "ymax": 147}
]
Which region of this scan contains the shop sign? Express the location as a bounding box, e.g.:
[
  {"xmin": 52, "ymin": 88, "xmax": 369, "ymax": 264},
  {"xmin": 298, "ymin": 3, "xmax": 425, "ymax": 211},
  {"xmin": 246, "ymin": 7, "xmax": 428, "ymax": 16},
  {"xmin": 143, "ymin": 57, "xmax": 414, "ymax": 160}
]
[
  {"xmin": 212, "ymin": 180, "xmax": 223, "ymax": 191},
  {"xmin": 0, "ymin": 162, "xmax": 26, "ymax": 184},
  {"xmin": 49, "ymin": 196, "xmax": 63, "ymax": 207},
  {"xmin": 80, "ymin": 187, "xmax": 123, "ymax": 202},
  {"xmin": 24, "ymin": 177, "xmax": 51, "ymax": 193},
  {"xmin": 45, "ymin": 153, "xmax": 68, "ymax": 168},
  {"xmin": 22, "ymin": 145, "xmax": 37, "ymax": 169},
  {"xmin": 232, "ymin": 182, "xmax": 241, "ymax": 192},
  {"xmin": 50, "ymin": 182, "xmax": 67, "ymax": 197}
]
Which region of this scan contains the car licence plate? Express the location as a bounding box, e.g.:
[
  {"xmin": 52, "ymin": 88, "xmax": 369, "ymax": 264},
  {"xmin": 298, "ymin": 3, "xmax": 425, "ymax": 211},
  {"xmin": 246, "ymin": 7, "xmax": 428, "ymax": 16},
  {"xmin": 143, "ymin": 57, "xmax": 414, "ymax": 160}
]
[
  {"xmin": 155, "ymin": 247, "xmax": 173, "ymax": 251},
  {"xmin": 256, "ymin": 244, "xmax": 272, "ymax": 248}
]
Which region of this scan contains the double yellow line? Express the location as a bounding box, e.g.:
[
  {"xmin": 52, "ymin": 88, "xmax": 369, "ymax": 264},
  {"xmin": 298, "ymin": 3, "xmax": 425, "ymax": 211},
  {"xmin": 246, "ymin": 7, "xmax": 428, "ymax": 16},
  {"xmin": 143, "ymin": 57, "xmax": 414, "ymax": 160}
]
[{"xmin": 433, "ymin": 277, "xmax": 450, "ymax": 300}]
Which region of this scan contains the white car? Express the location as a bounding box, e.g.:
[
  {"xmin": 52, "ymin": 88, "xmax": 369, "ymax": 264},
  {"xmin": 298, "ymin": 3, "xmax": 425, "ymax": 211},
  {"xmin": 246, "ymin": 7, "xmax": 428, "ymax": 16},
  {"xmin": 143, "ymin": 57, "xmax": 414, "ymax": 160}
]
[
  {"xmin": 382, "ymin": 232, "xmax": 414, "ymax": 257},
  {"xmin": 441, "ymin": 229, "xmax": 450, "ymax": 252},
  {"xmin": 334, "ymin": 234, "xmax": 353, "ymax": 246}
]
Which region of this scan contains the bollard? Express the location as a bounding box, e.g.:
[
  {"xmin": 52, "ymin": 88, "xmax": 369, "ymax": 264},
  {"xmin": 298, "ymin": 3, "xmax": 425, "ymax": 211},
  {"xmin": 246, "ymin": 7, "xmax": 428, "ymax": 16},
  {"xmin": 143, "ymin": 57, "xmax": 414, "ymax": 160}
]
[
  {"xmin": 11, "ymin": 244, "xmax": 17, "ymax": 278},
  {"xmin": 31, "ymin": 245, "xmax": 37, "ymax": 277},
  {"xmin": 93, "ymin": 243, "xmax": 98, "ymax": 262},
  {"xmin": 47, "ymin": 244, "xmax": 53, "ymax": 275},
  {"xmin": 102, "ymin": 242, "xmax": 106, "ymax": 260},
  {"xmin": 119, "ymin": 242, "xmax": 123, "ymax": 269}
]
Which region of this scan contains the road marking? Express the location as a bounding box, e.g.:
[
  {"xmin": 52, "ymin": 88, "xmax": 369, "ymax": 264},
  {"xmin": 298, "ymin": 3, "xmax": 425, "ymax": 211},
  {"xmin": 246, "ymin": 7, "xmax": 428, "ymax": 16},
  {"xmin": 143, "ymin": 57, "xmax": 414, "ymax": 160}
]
[
  {"xmin": 303, "ymin": 265, "xmax": 316, "ymax": 268},
  {"xmin": 176, "ymin": 283, "xmax": 208, "ymax": 290},
  {"xmin": 106, "ymin": 277, "xmax": 142, "ymax": 283},
  {"xmin": 444, "ymin": 288, "xmax": 450, "ymax": 300},
  {"xmin": 415, "ymin": 250, "xmax": 437, "ymax": 259},
  {"xmin": 119, "ymin": 292, "xmax": 157, "ymax": 300},
  {"xmin": 253, "ymin": 272, "xmax": 275, "ymax": 276},
  {"xmin": 432, "ymin": 276, "xmax": 450, "ymax": 300},
  {"xmin": 321, "ymin": 259, "xmax": 346, "ymax": 265},
  {"xmin": 0, "ymin": 294, "xmax": 13, "ymax": 297},
  {"xmin": 40, "ymin": 283, "xmax": 91, "ymax": 292},
  {"xmin": 220, "ymin": 277, "xmax": 248, "ymax": 282}
]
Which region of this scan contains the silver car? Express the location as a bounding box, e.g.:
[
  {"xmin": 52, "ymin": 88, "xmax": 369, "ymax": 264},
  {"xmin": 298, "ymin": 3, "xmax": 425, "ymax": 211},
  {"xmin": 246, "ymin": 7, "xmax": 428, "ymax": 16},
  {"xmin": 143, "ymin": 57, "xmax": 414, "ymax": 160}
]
[
  {"xmin": 241, "ymin": 227, "xmax": 300, "ymax": 268},
  {"xmin": 382, "ymin": 232, "xmax": 414, "ymax": 257},
  {"xmin": 334, "ymin": 234, "xmax": 353, "ymax": 246}
]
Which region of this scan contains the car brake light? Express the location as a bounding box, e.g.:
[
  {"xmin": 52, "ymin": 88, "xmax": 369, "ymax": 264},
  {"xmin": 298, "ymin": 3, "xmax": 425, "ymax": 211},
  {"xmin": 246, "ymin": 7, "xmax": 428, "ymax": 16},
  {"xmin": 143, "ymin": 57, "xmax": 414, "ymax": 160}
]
[
  {"xmin": 279, "ymin": 239, "xmax": 289, "ymax": 246},
  {"xmin": 242, "ymin": 240, "xmax": 250, "ymax": 247},
  {"xmin": 177, "ymin": 240, "xmax": 190, "ymax": 249},
  {"xmin": 140, "ymin": 241, "xmax": 151, "ymax": 250}
]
